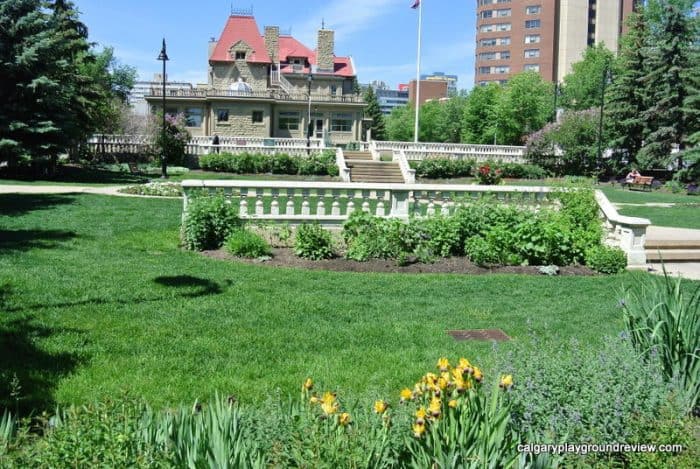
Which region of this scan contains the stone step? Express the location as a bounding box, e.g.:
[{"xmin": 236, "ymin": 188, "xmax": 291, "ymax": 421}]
[
  {"xmin": 645, "ymin": 250, "xmax": 700, "ymax": 262},
  {"xmin": 646, "ymin": 240, "xmax": 700, "ymax": 250},
  {"xmin": 351, "ymin": 176, "xmax": 406, "ymax": 183},
  {"xmin": 343, "ymin": 151, "xmax": 373, "ymax": 160}
]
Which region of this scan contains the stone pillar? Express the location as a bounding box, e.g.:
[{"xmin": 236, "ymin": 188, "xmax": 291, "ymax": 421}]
[
  {"xmin": 317, "ymin": 29, "xmax": 335, "ymax": 72},
  {"xmin": 264, "ymin": 26, "xmax": 279, "ymax": 63}
]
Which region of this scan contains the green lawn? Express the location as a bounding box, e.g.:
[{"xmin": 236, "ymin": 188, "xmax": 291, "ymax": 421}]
[
  {"xmin": 0, "ymin": 193, "xmax": 683, "ymax": 416},
  {"xmin": 618, "ymin": 205, "xmax": 700, "ymax": 229},
  {"xmin": 600, "ymin": 186, "xmax": 698, "ymax": 204}
]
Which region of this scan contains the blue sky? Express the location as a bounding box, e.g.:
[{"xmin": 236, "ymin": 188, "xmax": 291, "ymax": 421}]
[{"xmin": 73, "ymin": 0, "xmax": 476, "ymax": 91}]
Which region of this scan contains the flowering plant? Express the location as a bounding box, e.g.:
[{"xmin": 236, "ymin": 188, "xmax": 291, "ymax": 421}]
[{"xmin": 476, "ymin": 164, "xmax": 502, "ymax": 185}]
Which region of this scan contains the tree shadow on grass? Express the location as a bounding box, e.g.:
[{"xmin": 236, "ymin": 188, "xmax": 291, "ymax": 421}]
[
  {"xmin": 0, "ymin": 229, "xmax": 77, "ymax": 254},
  {"xmin": 0, "ymin": 165, "xmax": 148, "ymax": 185},
  {"xmin": 0, "ymin": 194, "xmax": 76, "ymax": 217},
  {"xmin": 0, "ymin": 316, "xmax": 86, "ymax": 415},
  {"xmin": 4, "ymin": 277, "xmax": 233, "ymax": 314},
  {"xmin": 153, "ymin": 275, "xmax": 233, "ymax": 298}
]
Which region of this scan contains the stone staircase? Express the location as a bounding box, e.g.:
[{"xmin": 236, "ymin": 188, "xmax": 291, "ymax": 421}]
[
  {"xmin": 645, "ymin": 226, "xmax": 700, "ymax": 262},
  {"xmin": 344, "ymin": 151, "xmax": 405, "ymax": 183}
]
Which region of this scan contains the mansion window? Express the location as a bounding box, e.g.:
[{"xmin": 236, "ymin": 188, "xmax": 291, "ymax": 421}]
[
  {"xmin": 278, "ymin": 112, "xmax": 300, "ymax": 130},
  {"xmin": 217, "ymin": 109, "xmax": 229, "ymax": 122},
  {"xmin": 185, "ymin": 108, "xmax": 202, "ymax": 127},
  {"xmin": 331, "ymin": 113, "xmax": 352, "ymax": 132},
  {"xmin": 252, "ymin": 111, "xmax": 263, "ymax": 123},
  {"xmin": 235, "ymin": 51, "xmax": 246, "ymax": 60}
]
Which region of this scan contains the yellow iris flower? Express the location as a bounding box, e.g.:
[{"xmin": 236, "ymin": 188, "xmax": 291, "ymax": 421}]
[
  {"xmin": 499, "ymin": 374, "xmax": 513, "ymax": 389},
  {"xmin": 437, "ymin": 357, "xmax": 450, "ymax": 372},
  {"xmin": 339, "ymin": 412, "xmax": 351, "ymax": 426},
  {"xmin": 400, "ymin": 388, "xmax": 413, "ymax": 402},
  {"xmin": 412, "ymin": 422, "xmax": 426, "ymax": 438},
  {"xmin": 303, "ymin": 378, "xmax": 313, "ymax": 391}
]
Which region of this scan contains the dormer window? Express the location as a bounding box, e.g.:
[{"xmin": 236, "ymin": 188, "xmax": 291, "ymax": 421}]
[{"xmin": 235, "ymin": 51, "xmax": 246, "ymax": 60}]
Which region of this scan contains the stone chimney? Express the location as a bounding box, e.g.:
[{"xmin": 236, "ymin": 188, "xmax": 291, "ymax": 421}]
[
  {"xmin": 208, "ymin": 37, "xmax": 218, "ymax": 59},
  {"xmin": 316, "ymin": 28, "xmax": 334, "ymax": 72},
  {"xmin": 264, "ymin": 26, "xmax": 279, "ymax": 63}
]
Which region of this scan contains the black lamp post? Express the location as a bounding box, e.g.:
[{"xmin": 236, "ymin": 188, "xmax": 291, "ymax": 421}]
[
  {"xmin": 306, "ymin": 73, "xmax": 313, "ymax": 155},
  {"xmin": 157, "ymin": 38, "xmax": 169, "ymax": 178},
  {"xmin": 596, "ymin": 66, "xmax": 612, "ymax": 179}
]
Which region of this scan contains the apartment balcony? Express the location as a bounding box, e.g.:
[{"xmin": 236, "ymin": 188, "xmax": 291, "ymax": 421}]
[{"xmin": 145, "ymin": 88, "xmax": 365, "ymax": 104}]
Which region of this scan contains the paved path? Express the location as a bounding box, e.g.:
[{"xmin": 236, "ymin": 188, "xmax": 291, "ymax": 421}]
[{"xmin": 0, "ymin": 184, "xmax": 127, "ymax": 196}]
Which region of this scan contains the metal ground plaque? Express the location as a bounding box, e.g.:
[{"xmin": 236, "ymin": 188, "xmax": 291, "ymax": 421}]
[{"xmin": 447, "ymin": 329, "xmax": 510, "ymax": 342}]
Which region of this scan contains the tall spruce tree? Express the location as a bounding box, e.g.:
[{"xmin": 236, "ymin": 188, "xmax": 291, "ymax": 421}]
[
  {"xmin": 0, "ymin": 0, "xmax": 61, "ymax": 167},
  {"xmin": 606, "ymin": 11, "xmax": 648, "ymax": 170},
  {"xmin": 363, "ymin": 86, "xmax": 386, "ymax": 141},
  {"xmin": 637, "ymin": 4, "xmax": 694, "ymax": 169}
]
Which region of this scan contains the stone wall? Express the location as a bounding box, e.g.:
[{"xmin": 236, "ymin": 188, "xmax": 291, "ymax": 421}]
[
  {"xmin": 211, "ymin": 62, "xmax": 268, "ymax": 90},
  {"xmin": 210, "ymin": 102, "xmax": 271, "ymax": 137}
]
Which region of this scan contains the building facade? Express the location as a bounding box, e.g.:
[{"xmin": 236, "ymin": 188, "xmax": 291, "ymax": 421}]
[
  {"xmin": 129, "ymin": 76, "xmax": 194, "ymax": 115},
  {"xmin": 420, "ymin": 72, "xmax": 458, "ymax": 95},
  {"xmin": 408, "ymin": 80, "xmax": 449, "ymax": 106},
  {"xmin": 474, "ymin": 0, "xmax": 639, "ymax": 86},
  {"xmin": 376, "ymin": 88, "xmax": 410, "ymax": 115},
  {"xmin": 145, "ymin": 13, "xmax": 365, "ymax": 144}
]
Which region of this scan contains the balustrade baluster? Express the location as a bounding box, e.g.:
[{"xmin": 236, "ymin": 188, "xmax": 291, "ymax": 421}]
[
  {"xmin": 346, "ymin": 191, "xmax": 355, "ymax": 215},
  {"xmin": 331, "ymin": 190, "xmax": 341, "ymax": 216},
  {"xmin": 286, "ymin": 189, "xmax": 295, "ymax": 216},
  {"xmin": 301, "ymin": 189, "xmax": 310, "ymax": 216}
]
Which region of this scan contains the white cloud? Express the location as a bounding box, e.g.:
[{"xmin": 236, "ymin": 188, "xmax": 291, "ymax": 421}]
[{"xmin": 295, "ymin": 0, "xmax": 404, "ymax": 46}]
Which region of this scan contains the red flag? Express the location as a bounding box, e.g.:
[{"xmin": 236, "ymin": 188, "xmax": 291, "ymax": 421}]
[{"xmin": 411, "ymin": 0, "xmax": 420, "ymax": 8}]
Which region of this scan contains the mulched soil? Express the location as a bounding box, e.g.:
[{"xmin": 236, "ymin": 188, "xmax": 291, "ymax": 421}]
[{"xmin": 202, "ymin": 248, "xmax": 596, "ymax": 275}]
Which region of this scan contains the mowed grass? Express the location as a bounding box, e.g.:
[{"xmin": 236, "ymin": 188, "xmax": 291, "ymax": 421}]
[
  {"xmin": 0, "ymin": 193, "xmax": 668, "ymax": 415},
  {"xmin": 600, "ymin": 186, "xmax": 698, "ymax": 204},
  {"xmin": 618, "ymin": 205, "xmax": 700, "ymax": 229}
]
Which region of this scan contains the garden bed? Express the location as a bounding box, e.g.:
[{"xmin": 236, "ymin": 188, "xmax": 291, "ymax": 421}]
[{"xmin": 202, "ymin": 247, "xmax": 596, "ymax": 275}]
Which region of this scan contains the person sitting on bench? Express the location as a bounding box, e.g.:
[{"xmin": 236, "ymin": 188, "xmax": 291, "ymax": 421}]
[{"xmin": 625, "ymin": 168, "xmax": 641, "ymax": 184}]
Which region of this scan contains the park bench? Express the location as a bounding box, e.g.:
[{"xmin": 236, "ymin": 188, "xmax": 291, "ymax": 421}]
[{"xmin": 626, "ymin": 175, "xmax": 654, "ymax": 191}]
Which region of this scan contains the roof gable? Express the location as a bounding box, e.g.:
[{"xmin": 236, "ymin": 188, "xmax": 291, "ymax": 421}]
[{"xmin": 210, "ymin": 15, "xmax": 271, "ymax": 63}]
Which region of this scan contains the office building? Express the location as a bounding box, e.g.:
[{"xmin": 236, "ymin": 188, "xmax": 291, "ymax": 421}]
[
  {"xmin": 420, "ymin": 72, "xmax": 458, "ymax": 95},
  {"xmin": 474, "ymin": 0, "xmax": 639, "ymax": 85}
]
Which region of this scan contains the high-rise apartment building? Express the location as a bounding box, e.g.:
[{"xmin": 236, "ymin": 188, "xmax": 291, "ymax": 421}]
[{"xmin": 474, "ymin": 0, "xmax": 639, "ymax": 85}]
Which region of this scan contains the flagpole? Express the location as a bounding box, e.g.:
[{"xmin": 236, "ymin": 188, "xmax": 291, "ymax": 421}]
[{"xmin": 413, "ymin": 0, "xmax": 422, "ymax": 143}]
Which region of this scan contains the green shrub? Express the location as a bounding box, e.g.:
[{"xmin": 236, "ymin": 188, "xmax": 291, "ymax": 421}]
[
  {"xmin": 411, "ymin": 158, "xmax": 474, "ymax": 179},
  {"xmin": 182, "ymin": 192, "xmax": 241, "ymax": 251},
  {"xmin": 464, "ymin": 235, "xmax": 501, "ymax": 266},
  {"xmin": 585, "ymin": 245, "xmax": 627, "ymax": 274},
  {"xmin": 497, "ymin": 163, "xmax": 549, "ymax": 180},
  {"xmin": 414, "ymin": 215, "xmax": 462, "ymax": 258},
  {"xmin": 199, "ymin": 152, "xmax": 337, "ymax": 177},
  {"xmin": 343, "ymin": 212, "xmax": 407, "ymax": 261},
  {"xmin": 294, "ymin": 224, "xmax": 334, "ymax": 260},
  {"xmin": 225, "ymin": 229, "xmax": 272, "ymax": 258},
  {"xmin": 621, "ymin": 272, "xmax": 700, "ymax": 414}
]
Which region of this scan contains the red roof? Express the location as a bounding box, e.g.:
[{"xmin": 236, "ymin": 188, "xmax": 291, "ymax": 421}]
[
  {"xmin": 210, "ymin": 16, "xmax": 354, "ymax": 77},
  {"xmin": 210, "ymin": 15, "xmax": 271, "ymax": 63}
]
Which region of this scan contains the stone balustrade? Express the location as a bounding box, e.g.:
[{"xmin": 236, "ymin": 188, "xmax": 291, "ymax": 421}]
[
  {"xmin": 87, "ymin": 135, "xmax": 324, "ymax": 156},
  {"xmin": 394, "ymin": 149, "xmax": 416, "ymax": 184},
  {"xmin": 182, "ymin": 180, "xmax": 556, "ymax": 226},
  {"xmin": 181, "ymin": 181, "xmax": 651, "ymax": 269},
  {"xmin": 369, "ymin": 141, "xmax": 527, "ymax": 164},
  {"xmin": 335, "ymin": 147, "xmax": 351, "ymax": 182},
  {"xmin": 594, "ymin": 190, "xmax": 651, "ymax": 268}
]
